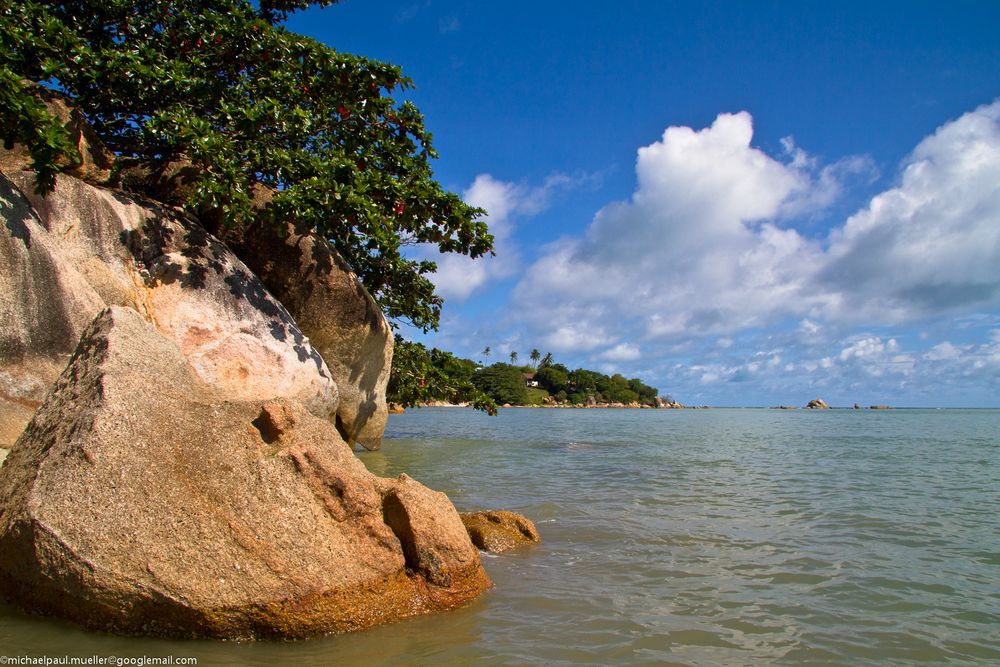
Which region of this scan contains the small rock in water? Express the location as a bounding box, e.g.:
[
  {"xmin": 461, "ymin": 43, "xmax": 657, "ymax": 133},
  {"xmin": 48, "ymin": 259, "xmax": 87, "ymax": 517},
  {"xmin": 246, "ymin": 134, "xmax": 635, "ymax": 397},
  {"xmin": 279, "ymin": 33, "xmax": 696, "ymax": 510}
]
[{"xmin": 460, "ymin": 510, "xmax": 540, "ymax": 553}]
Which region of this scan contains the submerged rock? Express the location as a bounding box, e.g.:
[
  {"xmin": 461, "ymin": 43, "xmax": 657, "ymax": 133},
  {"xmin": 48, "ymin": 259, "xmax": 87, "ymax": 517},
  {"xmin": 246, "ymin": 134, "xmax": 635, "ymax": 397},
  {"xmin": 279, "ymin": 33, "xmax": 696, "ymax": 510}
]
[
  {"xmin": 0, "ymin": 307, "xmax": 489, "ymax": 638},
  {"xmin": 460, "ymin": 510, "xmax": 540, "ymax": 553}
]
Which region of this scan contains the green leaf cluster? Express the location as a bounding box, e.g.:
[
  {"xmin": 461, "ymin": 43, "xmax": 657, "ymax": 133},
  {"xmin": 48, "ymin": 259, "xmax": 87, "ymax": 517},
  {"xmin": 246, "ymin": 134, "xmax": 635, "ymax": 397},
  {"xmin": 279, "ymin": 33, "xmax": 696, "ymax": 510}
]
[
  {"xmin": 387, "ymin": 337, "xmax": 497, "ymax": 415},
  {"xmin": 533, "ymin": 362, "xmax": 659, "ymax": 405},
  {"xmin": 1, "ymin": 0, "xmax": 493, "ymax": 331},
  {"xmin": 471, "ymin": 364, "xmax": 531, "ymax": 407}
]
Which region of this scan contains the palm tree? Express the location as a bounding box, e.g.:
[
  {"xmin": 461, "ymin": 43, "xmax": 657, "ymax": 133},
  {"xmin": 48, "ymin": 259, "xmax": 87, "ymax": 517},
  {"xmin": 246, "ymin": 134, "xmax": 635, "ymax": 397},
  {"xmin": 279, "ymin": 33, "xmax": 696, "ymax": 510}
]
[
  {"xmin": 509, "ymin": 350, "xmax": 518, "ymax": 365},
  {"xmin": 530, "ymin": 348, "xmax": 541, "ymax": 369},
  {"xmin": 540, "ymin": 352, "xmax": 554, "ymax": 368},
  {"xmin": 482, "ymin": 346, "xmax": 491, "ymax": 364}
]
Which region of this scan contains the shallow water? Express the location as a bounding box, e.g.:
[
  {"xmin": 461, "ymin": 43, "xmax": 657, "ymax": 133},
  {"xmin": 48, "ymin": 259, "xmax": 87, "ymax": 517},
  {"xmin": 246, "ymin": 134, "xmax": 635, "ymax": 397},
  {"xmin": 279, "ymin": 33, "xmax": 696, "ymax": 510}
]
[{"xmin": 2, "ymin": 408, "xmax": 999, "ymax": 665}]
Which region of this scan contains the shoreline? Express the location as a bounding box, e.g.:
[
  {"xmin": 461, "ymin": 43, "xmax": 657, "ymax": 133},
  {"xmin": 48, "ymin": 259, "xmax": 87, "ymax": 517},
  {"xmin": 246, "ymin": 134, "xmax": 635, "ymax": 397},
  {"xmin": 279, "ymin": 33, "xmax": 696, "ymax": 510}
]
[{"xmin": 393, "ymin": 404, "xmax": 995, "ymax": 412}]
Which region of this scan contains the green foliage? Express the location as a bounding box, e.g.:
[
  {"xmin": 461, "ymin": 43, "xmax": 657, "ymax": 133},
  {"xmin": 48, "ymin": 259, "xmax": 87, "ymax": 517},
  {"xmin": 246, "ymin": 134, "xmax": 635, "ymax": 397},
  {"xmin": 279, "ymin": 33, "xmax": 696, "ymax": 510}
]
[
  {"xmin": 472, "ymin": 364, "xmax": 530, "ymax": 406},
  {"xmin": 1, "ymin": 0, "xmax": 493, "ymax": 331},
  {"xmin": 524, "ymin": 387, "xmax": 549, "ymax": 406},
  {"xmin": 387, "ymin": 336, "xmax": 496, "ymax": 415},
  {"xmin": 387, "ymin": 343, "xmax": 663, "ymax": 412},
  {"xmin": 0, "ymin": 4, "xmax": 82, "ymax": 193},
  {"xmin": 534, "ymin": 365, "xmax": 569, "ymax": 394}
]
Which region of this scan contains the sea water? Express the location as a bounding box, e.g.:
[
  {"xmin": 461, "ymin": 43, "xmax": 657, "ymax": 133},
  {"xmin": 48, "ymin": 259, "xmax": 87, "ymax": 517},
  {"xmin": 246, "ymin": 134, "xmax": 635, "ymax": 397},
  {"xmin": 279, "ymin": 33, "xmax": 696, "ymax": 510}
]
[{"xmin": 1, "ymin": 407, "xmax": 998, "ymax": 665}]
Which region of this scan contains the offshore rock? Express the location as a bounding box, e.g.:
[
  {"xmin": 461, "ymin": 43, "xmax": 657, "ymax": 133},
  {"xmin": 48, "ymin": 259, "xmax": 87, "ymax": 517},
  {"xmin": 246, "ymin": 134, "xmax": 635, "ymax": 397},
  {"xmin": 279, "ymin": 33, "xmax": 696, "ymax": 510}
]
[
  {"xmin": 0, "ymin": 170, "xmax": 339, "ymax": 446},
  {"xmin": 0, "ymin": 307, "xmax": 490, "ymax": 638},
  {"xmin": 460, "ymin": 510, "xmax": 540, "ymax": 553},
  {"xmin": 806, "ymin": 398, "xmax": 831, "ymax": 409}
]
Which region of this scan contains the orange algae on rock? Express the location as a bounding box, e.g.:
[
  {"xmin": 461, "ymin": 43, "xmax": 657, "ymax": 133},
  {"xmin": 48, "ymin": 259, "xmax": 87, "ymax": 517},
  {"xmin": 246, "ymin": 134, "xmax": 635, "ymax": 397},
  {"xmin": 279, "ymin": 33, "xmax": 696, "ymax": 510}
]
[{"xmin": 461, "ymin": 510, "xmax": 540, "ymax": 553}]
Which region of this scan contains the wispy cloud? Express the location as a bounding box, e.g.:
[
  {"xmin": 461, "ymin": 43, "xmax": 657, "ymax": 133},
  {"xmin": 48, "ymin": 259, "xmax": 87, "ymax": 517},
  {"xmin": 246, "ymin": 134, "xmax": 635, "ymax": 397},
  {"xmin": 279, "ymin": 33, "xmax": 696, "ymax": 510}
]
[
  {"xmin": 423, "ymin": 171, "xmax": 600, "ymax": 301},
  {"xmin": 394, "ymin": 2, "xmax": 429, "ymax": 23},
  {"xmin": 438, "ymin": 16, "xmax": 460, "ymax": 33}
]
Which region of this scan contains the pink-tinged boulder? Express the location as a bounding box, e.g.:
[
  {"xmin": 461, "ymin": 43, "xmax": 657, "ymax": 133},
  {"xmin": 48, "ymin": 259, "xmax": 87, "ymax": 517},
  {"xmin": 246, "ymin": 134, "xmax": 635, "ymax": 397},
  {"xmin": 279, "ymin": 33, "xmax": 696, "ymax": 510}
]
[
  {"xmin": 233, "ymin": 220, "xmax": 394, "ymax": 451},
  {"xmin": 0, "ymin": 169, "xmax": 339, "ymax": 445},
  {"xmin": 0, "ymin": 307, "xmax": 490, "ymax": 638}
]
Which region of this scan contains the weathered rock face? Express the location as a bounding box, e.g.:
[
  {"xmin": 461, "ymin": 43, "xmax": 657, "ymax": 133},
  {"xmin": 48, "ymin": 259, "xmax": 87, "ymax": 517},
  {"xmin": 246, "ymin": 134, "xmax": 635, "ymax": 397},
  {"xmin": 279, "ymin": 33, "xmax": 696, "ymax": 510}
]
[
  {"xmin": 0, "ymin": 170, "xmax": 339, "ymax": 445},
  {"xmin": 114, "ymin": 159, "xmax": 394, "ymax": 451},
  {"xmin": 233, "ymin": 222, "xmax": 393, "ymax": 451},
  {"xmin": 460, "ymin": 510, "xmax": 540, "ymax": 553},
  {"xmin": 806, "ymin": 398, "xmax": 831, "ymax": 409},
  {"xmin": 0, "ymin": 307, "xmax": 489, "ymax": 638},
  {"xmin": 0, "ymin": 83, "xmax": 114, "ymax": 185}
]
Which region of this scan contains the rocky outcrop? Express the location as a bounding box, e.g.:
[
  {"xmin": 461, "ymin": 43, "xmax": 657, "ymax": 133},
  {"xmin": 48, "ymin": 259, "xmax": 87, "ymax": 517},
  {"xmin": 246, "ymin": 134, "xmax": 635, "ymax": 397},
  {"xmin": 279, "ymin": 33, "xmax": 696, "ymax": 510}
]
[
  {"xmin": 0, "ymin": 307, "xmax": 489, "ymax": 638},
  {"xmin": 806, "ymin": 398, "xmax": 830, "ymax": 409},
  {"xmin": 655, "ymin": 397, "xmax": 686, "ymax": 408},
  {"xmin": 460, "ymin": 511, "xmax": 540, "ymax": 553},
  {"xmin": 116, "ymin": 158, "xmax": 394, "ymax": 451},
  {"xmin": 0, "ymin": 170, "xmax": 339, "ymax": 446},
  {"xmin": 233, "ymin": 222, "xmax": 393, "ymax": 451},
  {"xmin": 0, "ymin": 83, "xmax": 114, "ymax": 186}
]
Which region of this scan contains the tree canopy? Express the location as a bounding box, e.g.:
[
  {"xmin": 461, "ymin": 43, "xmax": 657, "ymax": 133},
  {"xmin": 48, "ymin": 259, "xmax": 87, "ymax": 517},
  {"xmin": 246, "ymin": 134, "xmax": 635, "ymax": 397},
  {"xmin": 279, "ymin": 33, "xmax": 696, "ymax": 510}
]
[
  {"xmin": 1, "ymin": 0, "xmax": 493, "ymax": 331},
  {"xmin": 388, "ymin": 337, "xmax": 497, "ymax": 414}
]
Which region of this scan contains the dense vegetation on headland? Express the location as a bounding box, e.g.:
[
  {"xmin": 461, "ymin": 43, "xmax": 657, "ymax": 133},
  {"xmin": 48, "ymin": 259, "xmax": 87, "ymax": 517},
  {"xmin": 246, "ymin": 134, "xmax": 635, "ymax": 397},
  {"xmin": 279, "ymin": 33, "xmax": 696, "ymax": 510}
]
[
  {"xmin": 2, "ymin": 0, "xmax": 492, "ymax": 328},
  {"xmin": 387, "ymin": 339, "xmax": 662, "ymax": 413}
]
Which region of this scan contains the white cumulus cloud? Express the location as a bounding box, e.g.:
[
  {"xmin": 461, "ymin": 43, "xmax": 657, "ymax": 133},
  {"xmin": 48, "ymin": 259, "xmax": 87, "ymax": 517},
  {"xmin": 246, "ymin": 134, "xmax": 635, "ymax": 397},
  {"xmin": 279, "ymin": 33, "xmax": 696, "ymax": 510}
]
[
  {"xmin": 821, "ymin": 99, "xmax": 1000, "ymax": 322},
  {"xmin": 514, "ymin": 110, "xmax": 830, "ymax": 345},
  {"xmin": 512, "ymin": 100, "xmax": 1000, "ymax": 358}
]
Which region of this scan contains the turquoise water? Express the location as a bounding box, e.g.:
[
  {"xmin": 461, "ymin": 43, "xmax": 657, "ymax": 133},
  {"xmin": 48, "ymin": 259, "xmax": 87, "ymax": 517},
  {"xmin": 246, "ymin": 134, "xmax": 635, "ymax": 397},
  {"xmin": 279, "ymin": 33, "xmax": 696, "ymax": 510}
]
[{"xmin": 2, "ymin": 407, "xmax": 999, "ymax": 665}]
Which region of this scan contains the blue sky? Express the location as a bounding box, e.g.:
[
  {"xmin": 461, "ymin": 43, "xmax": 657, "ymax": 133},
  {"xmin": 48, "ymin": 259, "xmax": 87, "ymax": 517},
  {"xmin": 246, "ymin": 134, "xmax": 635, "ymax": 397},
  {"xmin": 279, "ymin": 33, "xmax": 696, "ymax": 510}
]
[{"xmin": 290, "ymin": 1, "xmax": 1000, "ymax": 407}]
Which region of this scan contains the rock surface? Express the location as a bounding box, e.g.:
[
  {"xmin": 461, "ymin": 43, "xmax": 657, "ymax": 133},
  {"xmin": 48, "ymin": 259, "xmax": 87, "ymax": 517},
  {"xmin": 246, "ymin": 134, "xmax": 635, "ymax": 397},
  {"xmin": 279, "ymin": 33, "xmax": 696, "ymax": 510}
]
[
  {"xmin": 0, "ymin": 170, "xmax": 338, "ymax": 445},
  {"xmin": 0, "ymin": 83, "xmax": 114, "ymax": 186},
  {"xmin": 460, "ymin": 510, "xmax": 540, "ymax": 553},
  {"xmin": 234, "ymin": 222, "xmax": 393, "ymax": 451},
  {"xmin": 115, "ymin": 160, "xmax": 394, "ymax": 451},
  {"xmin": 0, "ymin": 307, "xmax": 489, "ymax": 638},
  {"xmin": 806, "ymin": 398, "xmax": 831, "ymax": 409}
]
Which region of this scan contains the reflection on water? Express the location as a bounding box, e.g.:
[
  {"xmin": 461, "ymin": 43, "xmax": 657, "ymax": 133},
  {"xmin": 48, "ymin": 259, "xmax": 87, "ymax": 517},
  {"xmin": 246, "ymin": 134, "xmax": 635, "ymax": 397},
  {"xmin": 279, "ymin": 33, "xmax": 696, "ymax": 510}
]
[{"xmin": 2, "ymin": 408, "xmax": 999, "ymax": 666}]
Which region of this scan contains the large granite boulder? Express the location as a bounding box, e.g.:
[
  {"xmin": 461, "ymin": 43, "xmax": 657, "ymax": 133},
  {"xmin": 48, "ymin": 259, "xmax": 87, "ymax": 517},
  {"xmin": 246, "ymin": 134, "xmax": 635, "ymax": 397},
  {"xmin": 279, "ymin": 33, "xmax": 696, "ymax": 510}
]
[
  {"xmin": 0, "ymin": 307, "xmax": 489, "ymax": 638},
  {"xmin": 0, "ymin": 170, "xmax": 338, "ymax": 446},
  {"xmin": 234, "ymin": 221, "xmax": 393, "ymax": 451},
  {"xmin": 806, "ymin": 398, "xmax": 831, "ymax": 409},
  {"xmin": 116, "ymin": 160, "xmax": 394, "ymax": 450}
]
